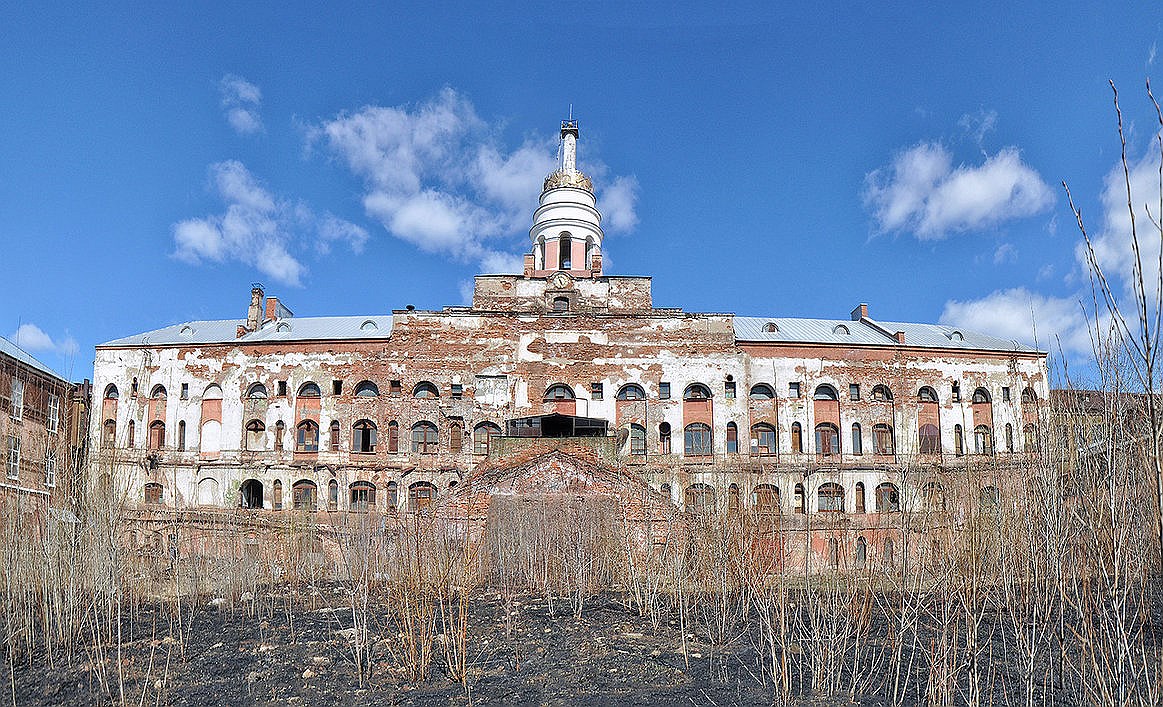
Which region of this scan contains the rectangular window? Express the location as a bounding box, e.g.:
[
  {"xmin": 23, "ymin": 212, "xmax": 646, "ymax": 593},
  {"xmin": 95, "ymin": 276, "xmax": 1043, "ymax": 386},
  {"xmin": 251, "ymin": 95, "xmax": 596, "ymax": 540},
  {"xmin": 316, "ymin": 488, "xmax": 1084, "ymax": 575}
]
[
  {"xmin": 180, "ymin": 383, "xmax": 189, "ymax": 399},
  {"xmin": 277, "ymin": 381, "xmax": 288, "ymax": 397},
  {"xmin": 47, "ymin": 394, "xmax": 59, "ymax": 434},
  {"xmin": 724, "ymin": 381, "xmax": 736, "ymax": 399},
  {"xmin": 1002, "ymin": 386, "xmax": 1011, "ymax": 402},
  {"xmin": 389, "ymin": 380, "xmax": 402, "ymax": 397},
  {"xmin": 789, "ymin": 382, "xmax": 801, "ymax": 398},
  {"xmin": 10, "ymin": 378, "xmax": 23, "ymax": 421},
  {"xmin": 951, "ymin": 382, "xmax": 961, "ymax": 403},
  {"xmin": 591, "ymin": 383, "xmax": 603, "ymax": 400},
  {"xmin": 659, "ymin": 382, "xmax": 671, "ymax": 400},
  {"xmin": 6, "ymin": 436, "xmax": 18, "ymax": 479},
  {"xmin": 451, "ymin": 383, "xmax": 463, "ymax": 399},
  {"xmin": 44, "ymin": 449, "xmax": 55, "ymax": 487},
  {"xmin": 849, "ymin": 384, "xmax": 860, "ymax": 401},
  {"xmin": 332, "ymin": 380, "xmax": 343, "ymax": 395}
]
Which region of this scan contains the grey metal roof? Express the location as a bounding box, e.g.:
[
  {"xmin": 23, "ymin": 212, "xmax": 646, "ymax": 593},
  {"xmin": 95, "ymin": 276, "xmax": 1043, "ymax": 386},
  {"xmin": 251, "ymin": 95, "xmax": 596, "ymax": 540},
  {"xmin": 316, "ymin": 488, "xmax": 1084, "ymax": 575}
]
[
  {"xmin": 0, "ymin": 336, "xmax": 68, "ymax": 382},
  {"xmin": 99, "ymin": 315, "xmax": 394, "ymax": 348},
  {"xmin": 734, "ymin": 316, "xmax": 1041, "ymax": 353}
]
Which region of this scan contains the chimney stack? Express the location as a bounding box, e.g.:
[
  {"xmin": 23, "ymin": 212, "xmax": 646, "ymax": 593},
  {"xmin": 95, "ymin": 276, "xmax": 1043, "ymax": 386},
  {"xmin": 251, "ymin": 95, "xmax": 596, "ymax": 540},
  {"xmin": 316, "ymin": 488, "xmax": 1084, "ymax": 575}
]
[
  {"xmin": 240, "ymin": 283, "xmax": 264, "ymax": 337},
  {"xmin": 851, "ymin": 303, "xmax": 868, "ymax": 321}
]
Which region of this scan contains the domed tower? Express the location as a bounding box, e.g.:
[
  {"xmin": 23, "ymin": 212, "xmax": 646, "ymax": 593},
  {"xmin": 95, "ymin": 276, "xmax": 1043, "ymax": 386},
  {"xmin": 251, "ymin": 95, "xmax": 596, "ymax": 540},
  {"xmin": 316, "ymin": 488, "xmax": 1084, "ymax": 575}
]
[{"xmin": 527, "ymin": 119, "xmax": 604, "ymax": 277}]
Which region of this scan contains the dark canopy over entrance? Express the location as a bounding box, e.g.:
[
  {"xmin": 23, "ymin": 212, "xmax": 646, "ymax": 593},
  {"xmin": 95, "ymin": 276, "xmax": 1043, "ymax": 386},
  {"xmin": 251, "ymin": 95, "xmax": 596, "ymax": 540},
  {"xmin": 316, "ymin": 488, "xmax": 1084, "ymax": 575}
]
[{"xmin": 505, "ymin": 413, "xmax": 608, "ymax": 438}]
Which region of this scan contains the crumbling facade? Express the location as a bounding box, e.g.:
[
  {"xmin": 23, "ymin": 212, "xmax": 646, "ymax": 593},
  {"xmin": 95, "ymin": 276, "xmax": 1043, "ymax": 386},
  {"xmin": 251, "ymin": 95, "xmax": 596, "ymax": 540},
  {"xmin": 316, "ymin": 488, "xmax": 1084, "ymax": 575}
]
[{"xmin": 91, "ymin": 120, "xmax": 1049, "ymax": 568}]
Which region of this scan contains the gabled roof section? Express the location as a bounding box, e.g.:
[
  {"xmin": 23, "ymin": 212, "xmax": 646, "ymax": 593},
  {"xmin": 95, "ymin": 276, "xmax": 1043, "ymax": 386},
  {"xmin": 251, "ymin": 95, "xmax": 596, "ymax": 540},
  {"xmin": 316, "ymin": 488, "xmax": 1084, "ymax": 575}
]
[
  {"xmin": 0, "ymin": 336, "xmax": 68, "ymax": 382},
  {"xmin": 734, "ymin": 316, "xmax": 1042, "ymax": 354},
  {"xmin": 99, "ymin": 315, "xmax": 394, "ymax": 348}
]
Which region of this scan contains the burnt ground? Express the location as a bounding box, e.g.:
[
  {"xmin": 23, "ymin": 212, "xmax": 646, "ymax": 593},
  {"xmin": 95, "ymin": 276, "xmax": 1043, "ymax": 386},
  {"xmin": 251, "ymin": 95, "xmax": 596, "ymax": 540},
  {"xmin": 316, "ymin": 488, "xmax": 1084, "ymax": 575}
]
[{"xmin": 15, "ymin": 589, "xmax": 829, "ymax": 707}]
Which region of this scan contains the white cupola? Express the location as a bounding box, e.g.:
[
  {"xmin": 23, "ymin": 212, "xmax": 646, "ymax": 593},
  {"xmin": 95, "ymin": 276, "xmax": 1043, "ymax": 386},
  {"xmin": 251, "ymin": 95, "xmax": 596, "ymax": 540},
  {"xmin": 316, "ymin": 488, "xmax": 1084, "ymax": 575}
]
[{"xmin": 528, "ymin": 119, "xmax": 604, "ymax": 277}]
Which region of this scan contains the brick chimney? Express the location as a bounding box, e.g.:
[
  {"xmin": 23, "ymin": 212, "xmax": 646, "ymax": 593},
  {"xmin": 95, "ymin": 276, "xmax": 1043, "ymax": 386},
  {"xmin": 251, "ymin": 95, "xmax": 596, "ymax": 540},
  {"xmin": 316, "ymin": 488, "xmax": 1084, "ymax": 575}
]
[
  {"xmin": 851, "ymin": 303, "xmax": 868, "ymax": 321},
  {"xmin": 895, "ymin": 331, "xmax": 906, "ymax": 344},
  {"xmin": 264, "ymin": 296, "xmax": 294, "ymax": 322},
  {"xmin": 238, "ymin": 283, "xmax": 264, "ymax": 338}
]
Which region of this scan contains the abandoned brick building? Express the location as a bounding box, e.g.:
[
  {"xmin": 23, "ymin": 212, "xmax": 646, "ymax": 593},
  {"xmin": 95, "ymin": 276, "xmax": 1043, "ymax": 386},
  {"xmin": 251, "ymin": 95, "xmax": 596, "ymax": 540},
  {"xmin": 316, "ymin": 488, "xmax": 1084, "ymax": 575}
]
[{"xmin": 91, "ymin": 120, "xmax": 1049, "ymax": 568}]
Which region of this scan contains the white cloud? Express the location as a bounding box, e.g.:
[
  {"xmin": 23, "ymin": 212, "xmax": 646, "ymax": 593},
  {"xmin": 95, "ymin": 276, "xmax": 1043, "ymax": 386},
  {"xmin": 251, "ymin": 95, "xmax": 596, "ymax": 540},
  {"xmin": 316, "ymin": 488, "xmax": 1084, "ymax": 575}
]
[
  {"xmin": 312, "ymin": 88, "xmax": 637, "ymax": 272},
  {"xmin": 993, "ymin": 242, "xmax": 1016, "ymax": 264},
  {"xmin": 219, "ymin": 74, "xmax": 263, "ymax": 135},
  {"xmin": 957, "ymin": 109, "xmax": 998, "ymax": 147},
  {"xmin": 864, "ymin": 142, "xmax": 1054, "ymax": 239},
  {"xmin": 940, "ymin": 288, "xmax": 1094, "ymax": 357},
  {"xmin": 9, "ymin": 324, "xmax": 78, "ymax": 356},
  {"xmin": 172, "ymin": 160, "xmax": 367, "ymax": 286}
]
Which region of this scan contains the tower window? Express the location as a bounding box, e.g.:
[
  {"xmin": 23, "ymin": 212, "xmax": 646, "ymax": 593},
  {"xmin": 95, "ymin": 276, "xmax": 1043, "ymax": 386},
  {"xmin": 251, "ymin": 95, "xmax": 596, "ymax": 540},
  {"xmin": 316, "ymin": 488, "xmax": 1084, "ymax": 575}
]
[
  {"xmin": 558, "ymin": 234, "xmax": 572, "ymax": 270},
  {"xmin": 553, "ymin": 296, "xmax": 569, "ymax": 312}
]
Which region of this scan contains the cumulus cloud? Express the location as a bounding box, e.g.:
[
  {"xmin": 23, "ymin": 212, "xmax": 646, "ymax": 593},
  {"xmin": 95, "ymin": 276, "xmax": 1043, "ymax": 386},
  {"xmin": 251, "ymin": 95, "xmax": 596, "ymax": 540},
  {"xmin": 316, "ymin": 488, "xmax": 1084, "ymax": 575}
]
[
  {"xmin": 219, "ymin": 74, "xmax": 263, "ymax": 135},
  {"xmin": 940, "ymin": 288, "xmax": 1095, "ymax": 357},
  {"xmin": 8, "ymin": 324, "xmax": 78, "ymax": 356},
  {"xmin": 864, "ymin": 142, "xmax": 1054, "ymax": 239},
  {"xmin": 172, "ymin": 160, "xmax": 367, "ymax": 286},
  {"xmin": 311, "ymin": 88, "xmax": 638, "ymax": 272}
]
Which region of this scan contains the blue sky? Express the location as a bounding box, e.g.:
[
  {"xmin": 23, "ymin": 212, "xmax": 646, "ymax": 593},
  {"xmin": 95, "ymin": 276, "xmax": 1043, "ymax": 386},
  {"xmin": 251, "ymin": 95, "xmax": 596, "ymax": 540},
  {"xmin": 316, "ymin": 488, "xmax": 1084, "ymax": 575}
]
[{"xmin": 2, "ymin": 2, "xmax": 1160, "ymax": 383}]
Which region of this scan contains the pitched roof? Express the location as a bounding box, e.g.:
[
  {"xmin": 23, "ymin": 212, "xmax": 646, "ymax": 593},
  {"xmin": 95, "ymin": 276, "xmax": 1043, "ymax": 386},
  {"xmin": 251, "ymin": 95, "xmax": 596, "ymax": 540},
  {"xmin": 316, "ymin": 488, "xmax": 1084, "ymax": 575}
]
[
  {"xmin": 0, "ymin": 336, "xmax": 68, "ymax": 382},
  {"xmin": 734, "ymin": 316, "xmax": 1042, "ymax": 354},
  {"xmin": 98, "ymin": 315, "xmax": 394, "ymax": 347}
]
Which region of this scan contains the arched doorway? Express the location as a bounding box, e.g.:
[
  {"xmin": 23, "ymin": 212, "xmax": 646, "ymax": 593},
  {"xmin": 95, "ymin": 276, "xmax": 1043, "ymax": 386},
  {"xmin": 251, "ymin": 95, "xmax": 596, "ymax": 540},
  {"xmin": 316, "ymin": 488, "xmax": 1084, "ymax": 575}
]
[{"xmin": 240, "ymin": 479, "xmax": 264, "ymax": 509}]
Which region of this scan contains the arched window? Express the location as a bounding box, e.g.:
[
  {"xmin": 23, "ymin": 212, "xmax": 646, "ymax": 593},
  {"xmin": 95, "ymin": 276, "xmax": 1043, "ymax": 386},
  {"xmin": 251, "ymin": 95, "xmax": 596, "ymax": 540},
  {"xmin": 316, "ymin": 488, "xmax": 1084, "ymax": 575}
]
[
  {"xmin": 240, "ymin": 479, "xmax": 263, "ymax": 509},
  {"xmin": 558, "ymin": 233, "xmax": 572, "ymax": 270},
  {"xmin": 474, "ymin": 422, "xmax": 500, "ymax": 455},
  {"xmin": 102, "ymin": 419, "xmax": 117, "ymax": 446},
  {"xmin": 873, "ymin": 424, "xmax": 895, "ymax": 455},
  {"xmin": 202, "ymin": 384, "xmax": 222, "ymax": 400},
  {"xmin": 1021, "ymin": 387, "xmax": 1038, "ymax": 404},
  {"xmin": 728, "ymin": 483, "xmax": 741, "ymax": 512},
  {"xmin": 871, "ymin": 385, "xmax": 893, "ymax": 402},
  {"xmin": 629, "ymin": 424, "xmax": 646, "ymax": 455},
  {"xmin": 552, "ymin": 296, "xmax": 570, "ymax": 312},
  {"xmin": 659, "ymin": 422, "xmax": 672, "ymax": 454},
  {"xmin": 918, "ymin": 424, "xmax": 940, "ymax": 454},
  {"xmin": 328, "ymin": 479, "xmax": 338, "ymax": 511},
  {"xmin": 352, "ymin": 419, "xmax": 377, "ymax": 453},
  {"xmin": 884, "ymin": 538, "xmax": 895, "ymax": 567},
  {"xmin": 274, "ymin": 421, "xmax": 285, "ymax": 451},
  {"xmin": 683, "ymin": 383, "xmax": 711, "ymax": 400},
  {"xmin": 144, "ymin": 483, "xmax": 163, "ymax": 505},
  {"xmin": 753, "ymin": 484, "xmax": 780, "ymax": 514},
  {"xmin": 974, "ymin": 425, "xmax": 993, "ymax": 455},
  {"xmin": 412, "ymin": 422, "xmax": 438, "ymax": 454},
  {"xmin": 659, "ymin": 482, "xmax": 672, "ymax": 503},
  {"xmin": 177, "ymin": 420, "xmax": 186, "ymax": 451},
  {"xmin": 1005, "ymin": 423, "xmax": 1014, "ymax": 452},
  {"xmin": 297, "ymin": 382, "xmax": 321, "ymax": 398},
  {"xmin": 761, "ymin": 321, "xmax": 779, "ymax": 332},
  {"xmin": 272, "ymin": 479, "xmax": 283, "ymax": 510},
  {"xmin": 818, "ymin": 482, "xmax": 845, "ymax": 512},
  {"xmin": 791, "ymin": 422, "xmax": 803, "ymax": 453},
  {"xmin": 616, "ymin": 384, "xmax": 646, "ymax": 400},
  {"xmin": 749, "ymin": 384, "xmax": 775, "ymax": 399},
  {"xmin": 388, "ymin": 421, "xmax": 399, "ymax": 453},
  {"xmin": 292, "ymin": 480, "xmax": 317, "ymax": 510},
  {"xmin": 924, "ymin": 482, "xmax": 946, "ymax": 512},
  {"xmin": 350, "ymin": 481, "xmax": 376, "ymax": 511},
  {"xmin": 296, "ymin": 420, "xmax": 319, "ymax": 452},
  {"xmin": 815, "ymin": 423, "xmax": 840, "ymax": 456},
  {"xmin": 855, "ymin": 482, "xmax": 866, "ymax": 513},
  {"xmin": 353, "ymin": 380, "xmax": 379, "ymax": 397},
  {"xmin": 127, "ymin": 420, "xmax": 135, "ymax": 447},
  {"xmin": 409, "ymin": 481, "xmax": 436, "ymax": 512},
  {"xmin": 851, "ymin": 423, "xmax": 863, "ymax": 455},
  {"xmin": 544, "ymin": 383, "xmax": 575, "ymax": 401},
  {"xmin": 104, "ymin": 384, "xmax": 119, "ymax": 400},
  {"xmin": 972, "ymin": 387, "xmax": 991, "ymax": 404},
  {"xmin": 148, "ymin": 420, "xmax": 165, "ymax": 450},
  {"xmin": 150, "ymin": 385, "xmax": 167, "ymax": 399},
  {"xmin": 855, "ymin": 537, "xmax": 868, "ymax": 569},
  {"xmin": 918, "ymin": 386, "xmax": 938, "ymax": 403},
  {"xmin": 725, "ymin": 422, "xmax": 738, "ymax": 454},
  {"xmin": 684, "ymin": 483, "xmax": 715, "ymax": 513},
  {"xmin": 876, "ymin": 483, "xmax": 901, "ymax": 513},
  {"xmin": 813, "ymin": 384, "xmax": 838, "ymax": 401},
  {"xmin": 246, "ymin": 383, "xmax": 267, "ymax": 399},
  {"xmin": 329, "ymin": 420, "xmax": 340, "ymax": 450},
  {"xmin": 683, "ymin": 423, "xmax": 712, "ymax": 456},
  {"xmin": 413, "ymin": 382, "xmax": 439, "ymax": 399},
  {"xmin": 449, "ymin": 420, "xmax": 463, "ymax": 453},
  {"xmin": 386, "ymin": 481, "xmax": 399, "ymax": 510},
  {"xmin": 244, "ymin": 419, "xmax": 266, "ymax": 451},
  {"xmin": 1023, "ymin": 423, "xmax": 1038, "ymax": 451},
  {"xmin": 794, "ymin": 483, "xmax": 806, "ymax": 513},
  {"xmin": 751, "ymin": 424, "xmax": 777, "ymax": 455},
  {"xmin": 954, "ymin": 424, "xmax": 964, "ymax": 456},
  {"xmin": 827, "ymin": 538, "xmax": 840, "ymax": 568}
]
